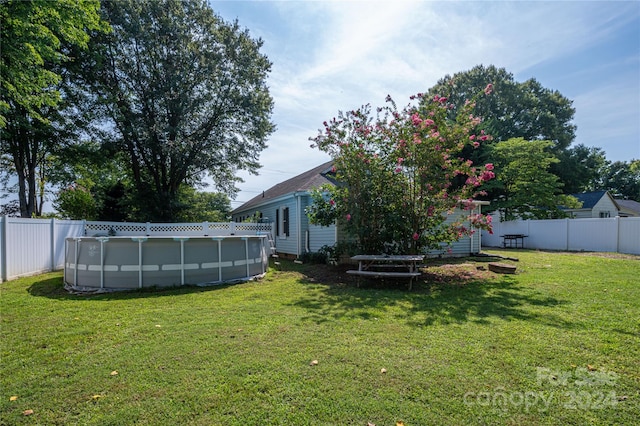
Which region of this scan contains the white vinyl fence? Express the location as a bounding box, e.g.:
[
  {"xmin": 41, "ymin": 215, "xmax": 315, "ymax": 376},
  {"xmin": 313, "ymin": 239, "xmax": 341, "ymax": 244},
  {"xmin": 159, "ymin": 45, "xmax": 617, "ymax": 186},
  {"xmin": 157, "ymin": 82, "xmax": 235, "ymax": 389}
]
[
  {"xmin": 482, "ymin": 216, "xmax": 640, "ymax": 255},
  {"xmin": 0, "ymin": 218, "xmax": 272, "ymax": 282}
]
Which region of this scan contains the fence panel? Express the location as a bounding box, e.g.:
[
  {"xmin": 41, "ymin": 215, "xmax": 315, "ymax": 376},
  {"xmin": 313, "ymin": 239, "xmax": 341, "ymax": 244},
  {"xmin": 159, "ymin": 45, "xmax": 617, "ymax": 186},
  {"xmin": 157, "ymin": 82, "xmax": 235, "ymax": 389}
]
[
  {"xmin": 3, "ymin": 218, "xmax": 52, "ymax": 280},
  {"xmin": 619, "ymin": 217, "xmax": 640, "ymax": 255},
  {"xmin": 568, "ymin": 218, "xmax": 618, "ymax": 252},
  {"xmin": 1, "ymin": 218, "xmax": 274, "ymax": 282},
  {"xmin": 528, "ymin": 219, "xmax": 568, "ymax": 251},
  {"xmin": 483, "ymin": 216, "xmax": 640, "ymax": 255},
  {"xmin": 53, "ymin": 220, "xmax": 85, "ymax": 268}
]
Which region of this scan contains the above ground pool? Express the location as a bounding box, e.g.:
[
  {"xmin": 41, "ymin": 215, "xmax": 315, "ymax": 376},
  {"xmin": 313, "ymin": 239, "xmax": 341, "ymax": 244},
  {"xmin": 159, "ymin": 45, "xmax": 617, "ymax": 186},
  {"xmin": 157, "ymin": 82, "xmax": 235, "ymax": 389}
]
[{"xmin": 64, "ymin": 235, "xmax": 268, "ymax": 293}]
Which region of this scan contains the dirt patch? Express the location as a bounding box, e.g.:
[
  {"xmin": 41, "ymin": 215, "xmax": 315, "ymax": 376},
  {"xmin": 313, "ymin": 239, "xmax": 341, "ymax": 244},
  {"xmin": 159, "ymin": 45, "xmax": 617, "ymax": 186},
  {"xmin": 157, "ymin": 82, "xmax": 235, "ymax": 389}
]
[{"xmin": 288, "ymin": 257, "xmax": 503, "ymax": 288}]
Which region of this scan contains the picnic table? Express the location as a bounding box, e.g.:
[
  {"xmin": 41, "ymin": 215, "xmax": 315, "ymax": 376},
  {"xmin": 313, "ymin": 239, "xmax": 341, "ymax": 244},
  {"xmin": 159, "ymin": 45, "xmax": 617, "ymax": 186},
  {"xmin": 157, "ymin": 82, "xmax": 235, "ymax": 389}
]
[
  {"xmin": 347, "ymin": 254, "xmax": 424, "ymax": 290},
  {"xmin": 501, "ymin": 234, "xmax": 527, "ymax": 249}
]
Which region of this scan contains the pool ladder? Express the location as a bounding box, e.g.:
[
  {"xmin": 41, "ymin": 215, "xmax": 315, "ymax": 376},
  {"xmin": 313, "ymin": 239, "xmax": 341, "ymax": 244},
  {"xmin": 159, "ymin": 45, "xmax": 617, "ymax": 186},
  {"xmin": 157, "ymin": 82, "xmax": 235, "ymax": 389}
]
[{"xmin": 259, "ymin": 231, "xmax": 279, "ymax": 267}]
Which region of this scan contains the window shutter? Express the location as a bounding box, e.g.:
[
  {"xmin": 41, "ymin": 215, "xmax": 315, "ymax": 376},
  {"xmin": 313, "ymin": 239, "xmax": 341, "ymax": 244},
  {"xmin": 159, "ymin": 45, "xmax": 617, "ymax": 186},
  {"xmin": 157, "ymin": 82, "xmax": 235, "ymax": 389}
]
[
  {"xmin": 276, "ymin": 209, "xmax": 280, "ymax": 236},
  {"xmin": 283, "ymin": 207, "xmax": 290, "ymax": 237}
]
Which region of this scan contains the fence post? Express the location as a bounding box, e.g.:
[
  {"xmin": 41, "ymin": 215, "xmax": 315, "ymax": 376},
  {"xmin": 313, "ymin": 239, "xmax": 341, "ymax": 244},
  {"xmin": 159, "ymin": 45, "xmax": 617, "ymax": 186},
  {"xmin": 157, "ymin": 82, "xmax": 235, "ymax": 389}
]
[
  {"xmin": 50, "ymin": 218, "xmax": 55, "ymax": 272},
  {"xmin": 1, "ymin": 216, "xmax": 6, "ymax": 282},
  {"xmin": 616, "ymin": 216, "xmax": 620, "ymax": 254}
]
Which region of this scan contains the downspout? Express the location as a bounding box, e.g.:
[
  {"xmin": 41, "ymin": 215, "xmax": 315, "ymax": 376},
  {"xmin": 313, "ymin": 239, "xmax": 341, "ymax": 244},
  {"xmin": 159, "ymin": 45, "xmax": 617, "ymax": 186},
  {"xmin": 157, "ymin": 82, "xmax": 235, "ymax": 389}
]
[{"xmin": 296, "ymin": 193, "xmax": 302, "ymax": 257}]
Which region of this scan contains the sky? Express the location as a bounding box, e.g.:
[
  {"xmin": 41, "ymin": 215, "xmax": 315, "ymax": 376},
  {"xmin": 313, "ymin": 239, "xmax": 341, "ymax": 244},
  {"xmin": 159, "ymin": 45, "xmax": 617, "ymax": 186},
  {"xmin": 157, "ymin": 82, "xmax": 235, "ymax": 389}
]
[{"xmin": 207, "ymin": 0, "xmax": 640, "ymax": 210}]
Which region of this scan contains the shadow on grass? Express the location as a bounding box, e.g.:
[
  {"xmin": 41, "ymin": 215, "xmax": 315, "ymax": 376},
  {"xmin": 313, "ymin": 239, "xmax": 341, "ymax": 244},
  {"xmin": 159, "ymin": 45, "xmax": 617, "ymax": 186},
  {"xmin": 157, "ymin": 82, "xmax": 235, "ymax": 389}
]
[
  {"xmin": 27, "ymin": 274, "xmax": 242, "ymax": 301},
  {"xmin": 285, "ymin": 260, "xmax": 572, "ymax": 329}
]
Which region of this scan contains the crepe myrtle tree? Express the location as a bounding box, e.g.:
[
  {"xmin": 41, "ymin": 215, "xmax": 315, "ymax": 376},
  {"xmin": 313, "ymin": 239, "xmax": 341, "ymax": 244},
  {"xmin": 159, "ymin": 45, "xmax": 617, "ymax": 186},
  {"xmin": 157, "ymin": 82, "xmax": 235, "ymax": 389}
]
[{"xmin": 308, "ymin": 88, "xmax": 495, "ymax": 255}]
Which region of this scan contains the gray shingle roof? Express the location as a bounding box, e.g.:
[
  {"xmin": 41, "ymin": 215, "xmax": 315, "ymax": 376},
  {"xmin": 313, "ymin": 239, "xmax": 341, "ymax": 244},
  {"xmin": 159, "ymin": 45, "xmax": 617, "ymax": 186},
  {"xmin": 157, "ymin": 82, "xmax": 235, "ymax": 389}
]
[
  {"xmin": 232, "ymin": 161, "xmax": 336, "ymax": 213},
  {"xmin": 615, "ymin": 199, "xmax": 640, "ymax": 214},
  {"xmin": 570, "ymin": 190, "xmax": 608, "ymax": 209}
]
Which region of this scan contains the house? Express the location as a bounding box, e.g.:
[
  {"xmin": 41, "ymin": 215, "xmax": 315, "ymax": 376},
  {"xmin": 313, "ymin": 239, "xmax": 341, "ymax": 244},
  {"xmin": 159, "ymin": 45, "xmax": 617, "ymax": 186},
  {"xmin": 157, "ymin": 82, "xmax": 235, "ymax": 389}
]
[
  {"xmin": 564, "ymin": 191, "xmax": 621, "ymax": 218},
  {"xmin": 615, "ymin": 199, "xmax": 640, "ymax": 217},
  {"xmin": 232, "ymin": 162, "xmax": 488, "ymax": 258}
]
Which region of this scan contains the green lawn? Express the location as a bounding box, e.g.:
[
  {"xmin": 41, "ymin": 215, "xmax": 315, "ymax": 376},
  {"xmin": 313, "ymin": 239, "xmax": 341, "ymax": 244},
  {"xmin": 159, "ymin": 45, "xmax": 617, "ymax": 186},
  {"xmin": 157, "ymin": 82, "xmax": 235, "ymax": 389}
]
[{"xmin": 1, "ymin": 250, "xmax": 638, "ymax": 425}]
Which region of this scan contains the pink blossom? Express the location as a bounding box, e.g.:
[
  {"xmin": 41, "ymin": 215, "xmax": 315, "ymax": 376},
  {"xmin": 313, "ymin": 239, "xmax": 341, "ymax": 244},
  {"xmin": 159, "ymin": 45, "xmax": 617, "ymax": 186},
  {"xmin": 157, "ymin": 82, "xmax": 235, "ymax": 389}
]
[
  {"xmin": 424, "ymin": 119, "xmax": 435, "ymax": 126},
  {"xmin": 484, "ymin": 83, "xmax": 493, "ymax": 95},
  {"xmin": 469, "ymin": 135, "xmax": 476, "ymax": 141},
  {"xmin": 397, "ymin": 157, "xmax": 404, "ymax": 164},
  {"xmin": 329, "ymin": 199, "xmax": 335, "ymax": 206},
  {"xmin": 412, "ymin": 232, "xmax": 420, "ymax": 241},
  {"xmin": 346, "ymin": 213, "xmax": 351, "ymax": 221},
  {"xmin": 411, "ymin": 113, "xmax": 422, "ymax": 126},
  {"xmin": 394, "ymin": 166, "xmax": 402, "ymax": 173},
  {"xmin": 485, "ymin": 163, "xmax": 494, "ymax": 171},
  {"xmin": 481, "ymin": 171, "xmax": 495, "ymax": 181},
  {"xmin": 473, "ymin": 142, "xmax": 480, "ymax": 148}
]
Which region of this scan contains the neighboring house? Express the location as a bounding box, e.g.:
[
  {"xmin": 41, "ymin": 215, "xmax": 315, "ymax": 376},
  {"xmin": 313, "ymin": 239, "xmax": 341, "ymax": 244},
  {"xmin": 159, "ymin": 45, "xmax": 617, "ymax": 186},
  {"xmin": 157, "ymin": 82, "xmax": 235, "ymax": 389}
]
[
  {"xmin": 564, "ymin": 191, "xmax": 621, "ymax": 218},
  {"xmin": 231, "ymin": 161, "xmax": 488, "ymax": 258},
  {"xmin": 615, "ymin": 199, "xmax": 640, "ymax": 217}
]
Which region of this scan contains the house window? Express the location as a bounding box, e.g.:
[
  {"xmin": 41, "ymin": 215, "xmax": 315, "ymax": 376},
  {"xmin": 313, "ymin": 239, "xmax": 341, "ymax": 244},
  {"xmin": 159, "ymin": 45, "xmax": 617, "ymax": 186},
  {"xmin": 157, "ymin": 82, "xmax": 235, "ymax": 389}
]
[{"xmin": 599, "ymin": 211, "xmax": 610, "ymax": 218}]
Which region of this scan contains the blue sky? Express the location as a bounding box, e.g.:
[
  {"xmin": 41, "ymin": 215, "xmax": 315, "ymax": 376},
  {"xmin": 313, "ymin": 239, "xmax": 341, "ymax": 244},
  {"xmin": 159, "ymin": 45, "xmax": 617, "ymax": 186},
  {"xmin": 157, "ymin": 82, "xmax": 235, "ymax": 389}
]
[{"xmin": 208, "ymin": 0, "xmax": 640, "ymax": 209}]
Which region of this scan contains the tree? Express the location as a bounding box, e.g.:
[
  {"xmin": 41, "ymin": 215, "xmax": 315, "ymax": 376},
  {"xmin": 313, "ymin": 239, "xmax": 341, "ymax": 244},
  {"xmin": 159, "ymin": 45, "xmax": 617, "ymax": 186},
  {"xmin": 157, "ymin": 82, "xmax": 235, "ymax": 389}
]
[
  {"xmin": 424, "ymin": 65, "xmax": 578, "ymax": 192},
  {"xmin": 84, "ymin": 0, "xmax": 275, "ymax": 221},
  {"xmin": 425, "ymin": 65, "xmax": 576, "ymax": 151},
  {"xmin": 555, "ymin": 144, "xmax": 608, "ymax": 194},
  {"xmin": 0, "ymin": 0, "xmax": 108, "ymax": 217},
  {"xmin": 175, "ymin": 188, "xmax": 231, "ymax": 222},
  {"xmin": 309, "ymin": 91, "xmax": 495, "ymax": 255},
  {"xmin": 598, "ymin": 160, "xmax": 640, "ymax": 201},
  {"xmin": 54, "ymin": 182, "xmax": 98, "ymax": 220},
  {"xmin": 487, "ymin": 138, "xmax": 580, "ymax": 221}
]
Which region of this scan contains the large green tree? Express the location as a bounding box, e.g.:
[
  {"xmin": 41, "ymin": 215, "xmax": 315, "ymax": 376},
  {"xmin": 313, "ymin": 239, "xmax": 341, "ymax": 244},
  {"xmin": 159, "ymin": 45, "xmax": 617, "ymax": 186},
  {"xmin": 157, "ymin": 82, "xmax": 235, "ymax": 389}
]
[
  {"xmin": 598, "ymin": 160, "xmax": 640, "ymax": 201},
  {"xmin": 0, "ymin": 0, "xmax": 108, "ymax": 217},
  {"xmin": 487, "ymin": 138, "xmax": 580, "ymax": 221},
  {"xmin": 84, "ymin": 0, "xmax": 274, "ymax": 221},
  {"xmin": 555, "ymin": 144, "xmax": 608, "ymax": 194},
  {"xmin": 425, "ymin": 65, "xmax": 576, "ymax": 151},
  {"xmin": 424, "ymin": 65, "xmax": 580, "ymax": 194}
]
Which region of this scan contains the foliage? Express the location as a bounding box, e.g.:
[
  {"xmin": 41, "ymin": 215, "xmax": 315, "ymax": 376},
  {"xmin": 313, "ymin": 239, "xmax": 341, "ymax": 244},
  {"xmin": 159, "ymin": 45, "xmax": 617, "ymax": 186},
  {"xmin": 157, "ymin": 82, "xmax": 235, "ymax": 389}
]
[
  {"xmin": 310, "ymin": 91, "xmax": 495, "ymax": 254},
  {"xmin": 424, "ymin": 65, "xmax": 579, "ymax": 194},
  {"xmin": 83, "ymin": 0, "xmax": 274, "ymax": 221},
  {"xmin": 555, "ymin": 144, "xmax": 608, "ymax": 194},
  {"xmin": 53, "ymin": 182, "xmax": 97, "ymax": 220},
  {"xmin": 0, "ymin": 0, "xmax": 107, "ymax": 126},
  {"xmin": 174, "ymin": 187, "xmax": 231, "ymax": 222},
  {"xmin": 0, "ymin": 0, "xmax": 109, "ymax": 217},
  {"xmin": 487, "ymin": 138, "xmax": 580, "ymax": 221},
  {"xmin": 598, "ymin": 159, "xmax": 640, "ymax": 201},
  {"xmin": 425, "ymin": 65, "xmax": 576, "ymax": 152}
]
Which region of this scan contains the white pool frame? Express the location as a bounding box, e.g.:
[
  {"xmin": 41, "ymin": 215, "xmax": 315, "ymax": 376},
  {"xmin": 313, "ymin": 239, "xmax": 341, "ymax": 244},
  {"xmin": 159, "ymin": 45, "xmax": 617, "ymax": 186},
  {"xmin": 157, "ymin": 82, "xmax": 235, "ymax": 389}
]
[{"xmin": 64, "ymin": 235, "xmax": 268, "ymax": 292}]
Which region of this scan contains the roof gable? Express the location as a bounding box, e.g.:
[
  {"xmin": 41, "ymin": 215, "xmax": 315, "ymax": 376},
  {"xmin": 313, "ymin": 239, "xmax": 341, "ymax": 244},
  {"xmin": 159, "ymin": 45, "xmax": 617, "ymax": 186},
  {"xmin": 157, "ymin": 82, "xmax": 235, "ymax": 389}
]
[
  {"xmin": 570, "ymin": 190, "xmax": 621, "ymax": 211},
  {"xmin": 571, "ymin": 191, "xmax": 608, "ymax": 209},
  {"xmin": 233, "ymin": 161, "xmax": 336, "ymax": 213}
]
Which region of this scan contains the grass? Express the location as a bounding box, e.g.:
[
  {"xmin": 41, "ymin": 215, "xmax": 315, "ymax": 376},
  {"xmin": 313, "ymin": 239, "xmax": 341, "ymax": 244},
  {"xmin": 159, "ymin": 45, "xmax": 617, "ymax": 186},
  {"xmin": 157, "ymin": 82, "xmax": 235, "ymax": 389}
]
[{"xmin": 1, "ymin": 250, "xmax": 639, "ymax": 425}]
